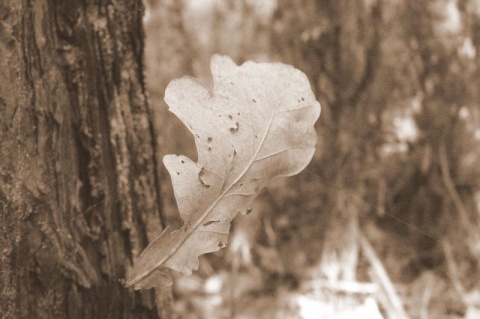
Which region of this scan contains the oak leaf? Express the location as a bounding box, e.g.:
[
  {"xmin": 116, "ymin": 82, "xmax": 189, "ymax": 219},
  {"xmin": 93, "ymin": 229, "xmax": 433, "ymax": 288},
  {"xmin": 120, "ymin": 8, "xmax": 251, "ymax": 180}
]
[{"xmin": 125, "ymin": 55, "xmax": 320, "ymax": 289}]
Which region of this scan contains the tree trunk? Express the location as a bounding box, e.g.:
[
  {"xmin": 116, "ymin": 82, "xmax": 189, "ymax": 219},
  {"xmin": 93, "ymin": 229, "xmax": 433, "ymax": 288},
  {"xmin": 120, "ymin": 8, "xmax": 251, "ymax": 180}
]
[
  {"xmin": 272, "ymin": 0, "xmax": 382, "ymax": 281},
  {"xmin": 0, "ymin": 0, "xmax": 173, "ymax": 318}
]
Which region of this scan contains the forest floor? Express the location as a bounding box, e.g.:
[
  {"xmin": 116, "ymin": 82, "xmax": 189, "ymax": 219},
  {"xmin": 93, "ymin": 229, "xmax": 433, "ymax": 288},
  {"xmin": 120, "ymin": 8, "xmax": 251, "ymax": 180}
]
[{"xmin": 163, "ymin": 178, "xmax": 480, "ymax": 319}]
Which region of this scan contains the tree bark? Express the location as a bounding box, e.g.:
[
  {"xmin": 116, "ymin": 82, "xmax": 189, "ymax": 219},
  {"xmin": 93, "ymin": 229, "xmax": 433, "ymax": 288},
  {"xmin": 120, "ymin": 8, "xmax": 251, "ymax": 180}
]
[{"xmin": 0, "ymin": 0, "xmax": 173, "ymax": 318}]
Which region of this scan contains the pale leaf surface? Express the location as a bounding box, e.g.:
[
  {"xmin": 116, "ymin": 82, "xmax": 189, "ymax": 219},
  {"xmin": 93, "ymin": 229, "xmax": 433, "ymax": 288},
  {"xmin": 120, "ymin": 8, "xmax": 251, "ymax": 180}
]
[{"xmin": 125, "ymin": 55, "xmax": 320, "ymax": 289}]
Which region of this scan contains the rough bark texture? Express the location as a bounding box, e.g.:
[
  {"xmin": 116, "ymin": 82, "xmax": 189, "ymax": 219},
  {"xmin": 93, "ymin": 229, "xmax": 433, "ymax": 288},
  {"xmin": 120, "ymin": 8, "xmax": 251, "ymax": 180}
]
[
  {"xmin": 143, "ymin": 0, "xmax": 195, "ymax": 230},
  {"xmin": 0, "ymin": 0, "xmax": 173, "ymax": 318}
]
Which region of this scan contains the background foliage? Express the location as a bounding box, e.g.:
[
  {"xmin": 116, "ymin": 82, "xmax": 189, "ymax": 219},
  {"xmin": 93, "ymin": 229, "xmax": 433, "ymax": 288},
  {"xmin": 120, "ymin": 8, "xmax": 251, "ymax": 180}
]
[{"xmin": 144, "ymin": 0, "xmax": 480, "ymax": 317}]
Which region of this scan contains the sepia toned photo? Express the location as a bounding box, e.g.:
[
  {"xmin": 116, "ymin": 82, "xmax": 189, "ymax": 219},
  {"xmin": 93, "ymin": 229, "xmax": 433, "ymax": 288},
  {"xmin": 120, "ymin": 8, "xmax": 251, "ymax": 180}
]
[{"xmin": 1, "ymin": 1, "xmax": 480, "ymax": 318}]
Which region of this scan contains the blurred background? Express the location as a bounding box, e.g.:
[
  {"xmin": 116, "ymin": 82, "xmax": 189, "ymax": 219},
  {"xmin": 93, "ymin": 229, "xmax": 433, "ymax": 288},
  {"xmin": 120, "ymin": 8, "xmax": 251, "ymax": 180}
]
[{"xmin": 143, "ymin": 0, "xmax": 480, "ymax": 318}]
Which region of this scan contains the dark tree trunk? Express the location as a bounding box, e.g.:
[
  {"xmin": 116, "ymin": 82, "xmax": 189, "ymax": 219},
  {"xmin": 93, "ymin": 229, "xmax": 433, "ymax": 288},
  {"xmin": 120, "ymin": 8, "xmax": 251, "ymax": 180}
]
[{"xmin": 0, "ymin": 0, "xmax": 173, "ymax": 318}]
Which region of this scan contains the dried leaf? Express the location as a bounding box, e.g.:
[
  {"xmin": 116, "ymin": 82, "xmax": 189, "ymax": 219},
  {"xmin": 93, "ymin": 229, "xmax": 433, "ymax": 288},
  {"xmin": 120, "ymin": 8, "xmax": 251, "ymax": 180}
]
[{"xmin": 125, "ymin": 55, "xmax": 320, "ymax": 289}]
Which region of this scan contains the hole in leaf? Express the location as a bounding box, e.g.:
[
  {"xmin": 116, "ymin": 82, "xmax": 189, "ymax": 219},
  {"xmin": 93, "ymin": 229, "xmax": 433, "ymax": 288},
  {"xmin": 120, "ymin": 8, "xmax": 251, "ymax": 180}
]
[
  {"xmin": 207, "ymin": 137, "xmax": 212, "ymax": 142},
  {"xmin": 218, "ymin": 242, "xmax": 226, "ymax": 248},
  {"xmin": 301, "ymin": 97, "xmax": 305, "ymax": 101},
  {"xmin": 176, "ymin": 172, "xmax": 180, "ymax": 175},
  {"xmin": 199, "ymin": 168, "xmax": 211, "ymax": 188},
  {"xmin": 252, "ymin": 98, "xmax": 256, "ymax": 103},
  {"xmin": 181, "ymin": 160, "xmax": 185, "ymax": 164},
  {"xmin": 228, "ymin": 114, "xmax": 233, "ymax": 119},
  {"xmin": 229, "ymin": 122, "xmax": 239, "ymax": 133}
]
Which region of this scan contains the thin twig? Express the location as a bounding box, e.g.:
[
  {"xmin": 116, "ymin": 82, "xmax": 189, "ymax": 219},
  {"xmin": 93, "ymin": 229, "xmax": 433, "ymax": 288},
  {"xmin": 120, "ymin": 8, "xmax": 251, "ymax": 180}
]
[
  {"xmin": 438, "ymin": 142, "xmax": 470, "ymax": 230},
  {"xmin": 438, "ymin": 143, "xmax": 480, "ymax": 258},
  {"xmin": 441, "ymin": 239, "xmax": 467, "ymax": 298},
  {"xmin": 420, "ymin": 272, "xmax": 434, "ymax": 319},
  {"xmin": 360, "ymin": 231, "xmax": 410, "ymax": 319}
]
